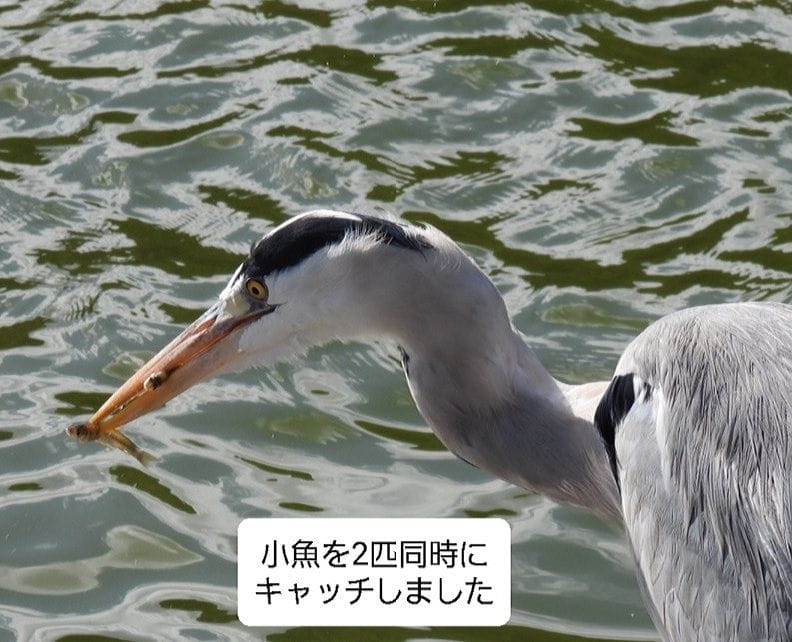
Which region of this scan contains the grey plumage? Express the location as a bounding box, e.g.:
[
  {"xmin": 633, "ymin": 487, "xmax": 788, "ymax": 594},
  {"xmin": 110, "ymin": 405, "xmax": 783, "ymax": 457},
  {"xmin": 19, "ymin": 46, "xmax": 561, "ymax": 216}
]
[{"xmin": 610, "ymin": 303, "xmax": 792, "ymax": 640}]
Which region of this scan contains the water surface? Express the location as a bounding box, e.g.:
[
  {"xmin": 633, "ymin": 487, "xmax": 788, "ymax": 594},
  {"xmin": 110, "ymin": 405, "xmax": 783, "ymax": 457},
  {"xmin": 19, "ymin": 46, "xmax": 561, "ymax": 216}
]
[{"xmin": 1, "ymin": 1, "xmax": 790, "ymax": 640}]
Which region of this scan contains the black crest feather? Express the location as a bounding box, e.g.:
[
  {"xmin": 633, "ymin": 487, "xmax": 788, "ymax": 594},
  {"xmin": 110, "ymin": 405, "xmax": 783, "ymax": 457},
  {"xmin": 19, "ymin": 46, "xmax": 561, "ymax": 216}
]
[{"xmin": 246, "ymin": 213, "xmax": 429, "ymax": 276}]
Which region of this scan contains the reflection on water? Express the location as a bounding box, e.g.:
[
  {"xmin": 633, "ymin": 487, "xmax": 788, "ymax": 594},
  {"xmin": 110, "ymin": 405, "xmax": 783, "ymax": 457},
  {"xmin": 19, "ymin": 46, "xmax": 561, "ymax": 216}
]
[
  {"xmin": 0, "ymin": 526, "xmax": 201, "ymax": 596},
  {"xmin": 0, "ymin": 1, "xmax": 790, "ymax": 640}
]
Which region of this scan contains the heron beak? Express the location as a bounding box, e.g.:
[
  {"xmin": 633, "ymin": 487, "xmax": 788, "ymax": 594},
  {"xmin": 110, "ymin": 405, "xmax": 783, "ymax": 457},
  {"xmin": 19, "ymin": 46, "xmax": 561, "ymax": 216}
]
[{"xmin": 70, "ymin": 303, "xmax": 269, "ymax": 438}]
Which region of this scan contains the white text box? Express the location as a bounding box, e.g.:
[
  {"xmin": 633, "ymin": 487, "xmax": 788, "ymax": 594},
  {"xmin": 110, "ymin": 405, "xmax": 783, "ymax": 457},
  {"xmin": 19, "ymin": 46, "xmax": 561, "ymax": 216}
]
[{"xmin": 238, "ymin": 517, "xmax": 511, "ymax": 626}]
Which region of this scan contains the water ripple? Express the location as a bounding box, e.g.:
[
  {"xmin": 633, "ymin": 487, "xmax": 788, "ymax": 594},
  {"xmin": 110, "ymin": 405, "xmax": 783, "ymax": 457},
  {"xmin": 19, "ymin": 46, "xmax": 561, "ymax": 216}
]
[{"xmin": 0, "ymin": 2, "xmax": 790, "ymax": 641}]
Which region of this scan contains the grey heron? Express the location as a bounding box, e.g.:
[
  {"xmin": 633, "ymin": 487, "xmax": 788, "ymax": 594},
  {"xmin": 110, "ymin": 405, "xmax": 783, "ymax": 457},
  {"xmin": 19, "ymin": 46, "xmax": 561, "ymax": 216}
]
[{"xmin": 68, "ymin": 210, "xmax": 792, "ymax": 641}]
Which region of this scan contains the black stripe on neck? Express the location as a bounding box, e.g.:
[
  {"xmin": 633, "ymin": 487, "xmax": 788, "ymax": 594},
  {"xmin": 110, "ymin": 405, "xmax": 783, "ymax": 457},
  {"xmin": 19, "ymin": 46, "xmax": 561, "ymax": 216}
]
[{"xmin": 594, "ymin": 373, "xmax": 636, "ymax": 489}]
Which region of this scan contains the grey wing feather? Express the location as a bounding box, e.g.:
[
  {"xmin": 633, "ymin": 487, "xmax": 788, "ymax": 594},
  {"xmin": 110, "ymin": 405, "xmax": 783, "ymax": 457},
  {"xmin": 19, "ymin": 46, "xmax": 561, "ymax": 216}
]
[{"xmin": 609, "ymin": 302, "xmax": 792, "ymax": 641}]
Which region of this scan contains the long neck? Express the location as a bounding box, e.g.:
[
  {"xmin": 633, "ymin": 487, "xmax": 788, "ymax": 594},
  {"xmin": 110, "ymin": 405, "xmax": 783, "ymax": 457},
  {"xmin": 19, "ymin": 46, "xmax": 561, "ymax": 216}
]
[
  {"xmin": 401, "ymin": 325, "xmax": 621, "ymax": 519},
  {"xmin": 353, "ymin": 242, "xmax": 621, "ymax": 519}
]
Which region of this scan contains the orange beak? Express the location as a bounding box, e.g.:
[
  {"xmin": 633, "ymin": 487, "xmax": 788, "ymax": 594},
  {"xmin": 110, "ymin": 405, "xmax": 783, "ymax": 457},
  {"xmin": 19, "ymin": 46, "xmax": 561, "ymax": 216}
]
[{"xmin": 68, "ymin": 303, "xmax": 271, "ymax": 442}]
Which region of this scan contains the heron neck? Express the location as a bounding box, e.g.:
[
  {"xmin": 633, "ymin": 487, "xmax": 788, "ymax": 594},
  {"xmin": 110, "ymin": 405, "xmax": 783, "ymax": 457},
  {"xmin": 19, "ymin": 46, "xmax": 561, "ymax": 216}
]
[
  {"xmin": 401, "ymin": 325, "xmax": 620, "ymax": 519},
  {"xmin": 340, "ymin": 241, "xmax": 621, "ymax": 518}
]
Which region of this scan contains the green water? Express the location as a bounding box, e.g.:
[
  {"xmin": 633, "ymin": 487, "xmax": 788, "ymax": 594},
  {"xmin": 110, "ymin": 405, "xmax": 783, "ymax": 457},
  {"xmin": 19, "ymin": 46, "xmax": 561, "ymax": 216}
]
[{"xmin": 1, "ymin": 1, "xmax": 790, "ymax": 640}]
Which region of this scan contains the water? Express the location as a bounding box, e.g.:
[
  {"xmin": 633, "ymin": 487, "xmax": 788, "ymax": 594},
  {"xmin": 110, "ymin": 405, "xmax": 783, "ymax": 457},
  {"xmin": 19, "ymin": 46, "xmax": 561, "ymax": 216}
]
[{"xmin": 1, "ymin": 1, "xmax": 790, "ymax": 640}]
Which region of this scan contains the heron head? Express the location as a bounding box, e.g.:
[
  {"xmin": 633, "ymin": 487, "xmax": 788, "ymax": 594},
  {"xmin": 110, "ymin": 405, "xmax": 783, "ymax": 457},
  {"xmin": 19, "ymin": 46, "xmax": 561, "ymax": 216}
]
[{"xmin": 79, "ymin": 210, "xmax": 434, "ymax": 434}]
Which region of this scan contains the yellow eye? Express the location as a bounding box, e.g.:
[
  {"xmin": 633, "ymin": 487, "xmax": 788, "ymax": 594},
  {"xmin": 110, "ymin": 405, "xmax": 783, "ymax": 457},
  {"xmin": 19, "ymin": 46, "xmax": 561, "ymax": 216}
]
[{"xmin": 245, "ymin": 278, "xmax": 267, "ymax": 300}]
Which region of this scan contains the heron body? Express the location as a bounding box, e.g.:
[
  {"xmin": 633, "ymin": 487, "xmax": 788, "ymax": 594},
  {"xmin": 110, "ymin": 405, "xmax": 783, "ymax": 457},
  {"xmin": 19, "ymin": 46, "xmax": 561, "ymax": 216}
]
[
  {"xmin": 73, "ymin": 211, "xmax": 792, "ymax": 641},
  {"xmin": 604, "ymin": 303, "xmax": 792, "ymax": 640}
]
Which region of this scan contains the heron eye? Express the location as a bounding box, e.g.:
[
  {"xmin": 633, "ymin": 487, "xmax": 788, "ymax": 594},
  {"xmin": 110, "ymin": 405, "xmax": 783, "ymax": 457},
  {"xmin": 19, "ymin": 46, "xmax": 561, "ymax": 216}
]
[{"xmin": 245, "ymin": 278, "xmax": 267, "ymax": 300}]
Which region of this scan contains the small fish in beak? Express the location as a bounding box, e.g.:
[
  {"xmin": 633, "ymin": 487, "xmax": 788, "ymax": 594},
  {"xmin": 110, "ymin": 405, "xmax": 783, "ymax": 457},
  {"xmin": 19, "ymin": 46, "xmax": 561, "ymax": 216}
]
[
  {"xmin": 66, "ymin": 301, "xmax": 273, "ymax": 463},
  {"xmin": 67, "ymin": 421, "xmax": 153, "ymax": 465},
  {"xmin": 144, "ymin": 371, "xmax": 168, "ymax": 391}
]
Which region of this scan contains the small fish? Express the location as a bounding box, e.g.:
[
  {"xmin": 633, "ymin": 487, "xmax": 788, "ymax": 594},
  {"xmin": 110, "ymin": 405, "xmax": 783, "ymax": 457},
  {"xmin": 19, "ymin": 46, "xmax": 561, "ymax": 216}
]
[
  {"xmin": 143, "ymin": 370, "xmax": 167, "ymax": 391},
  {"xmin": 67, "ymin": 421, "xmax": 154, "ymax": 466}
]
